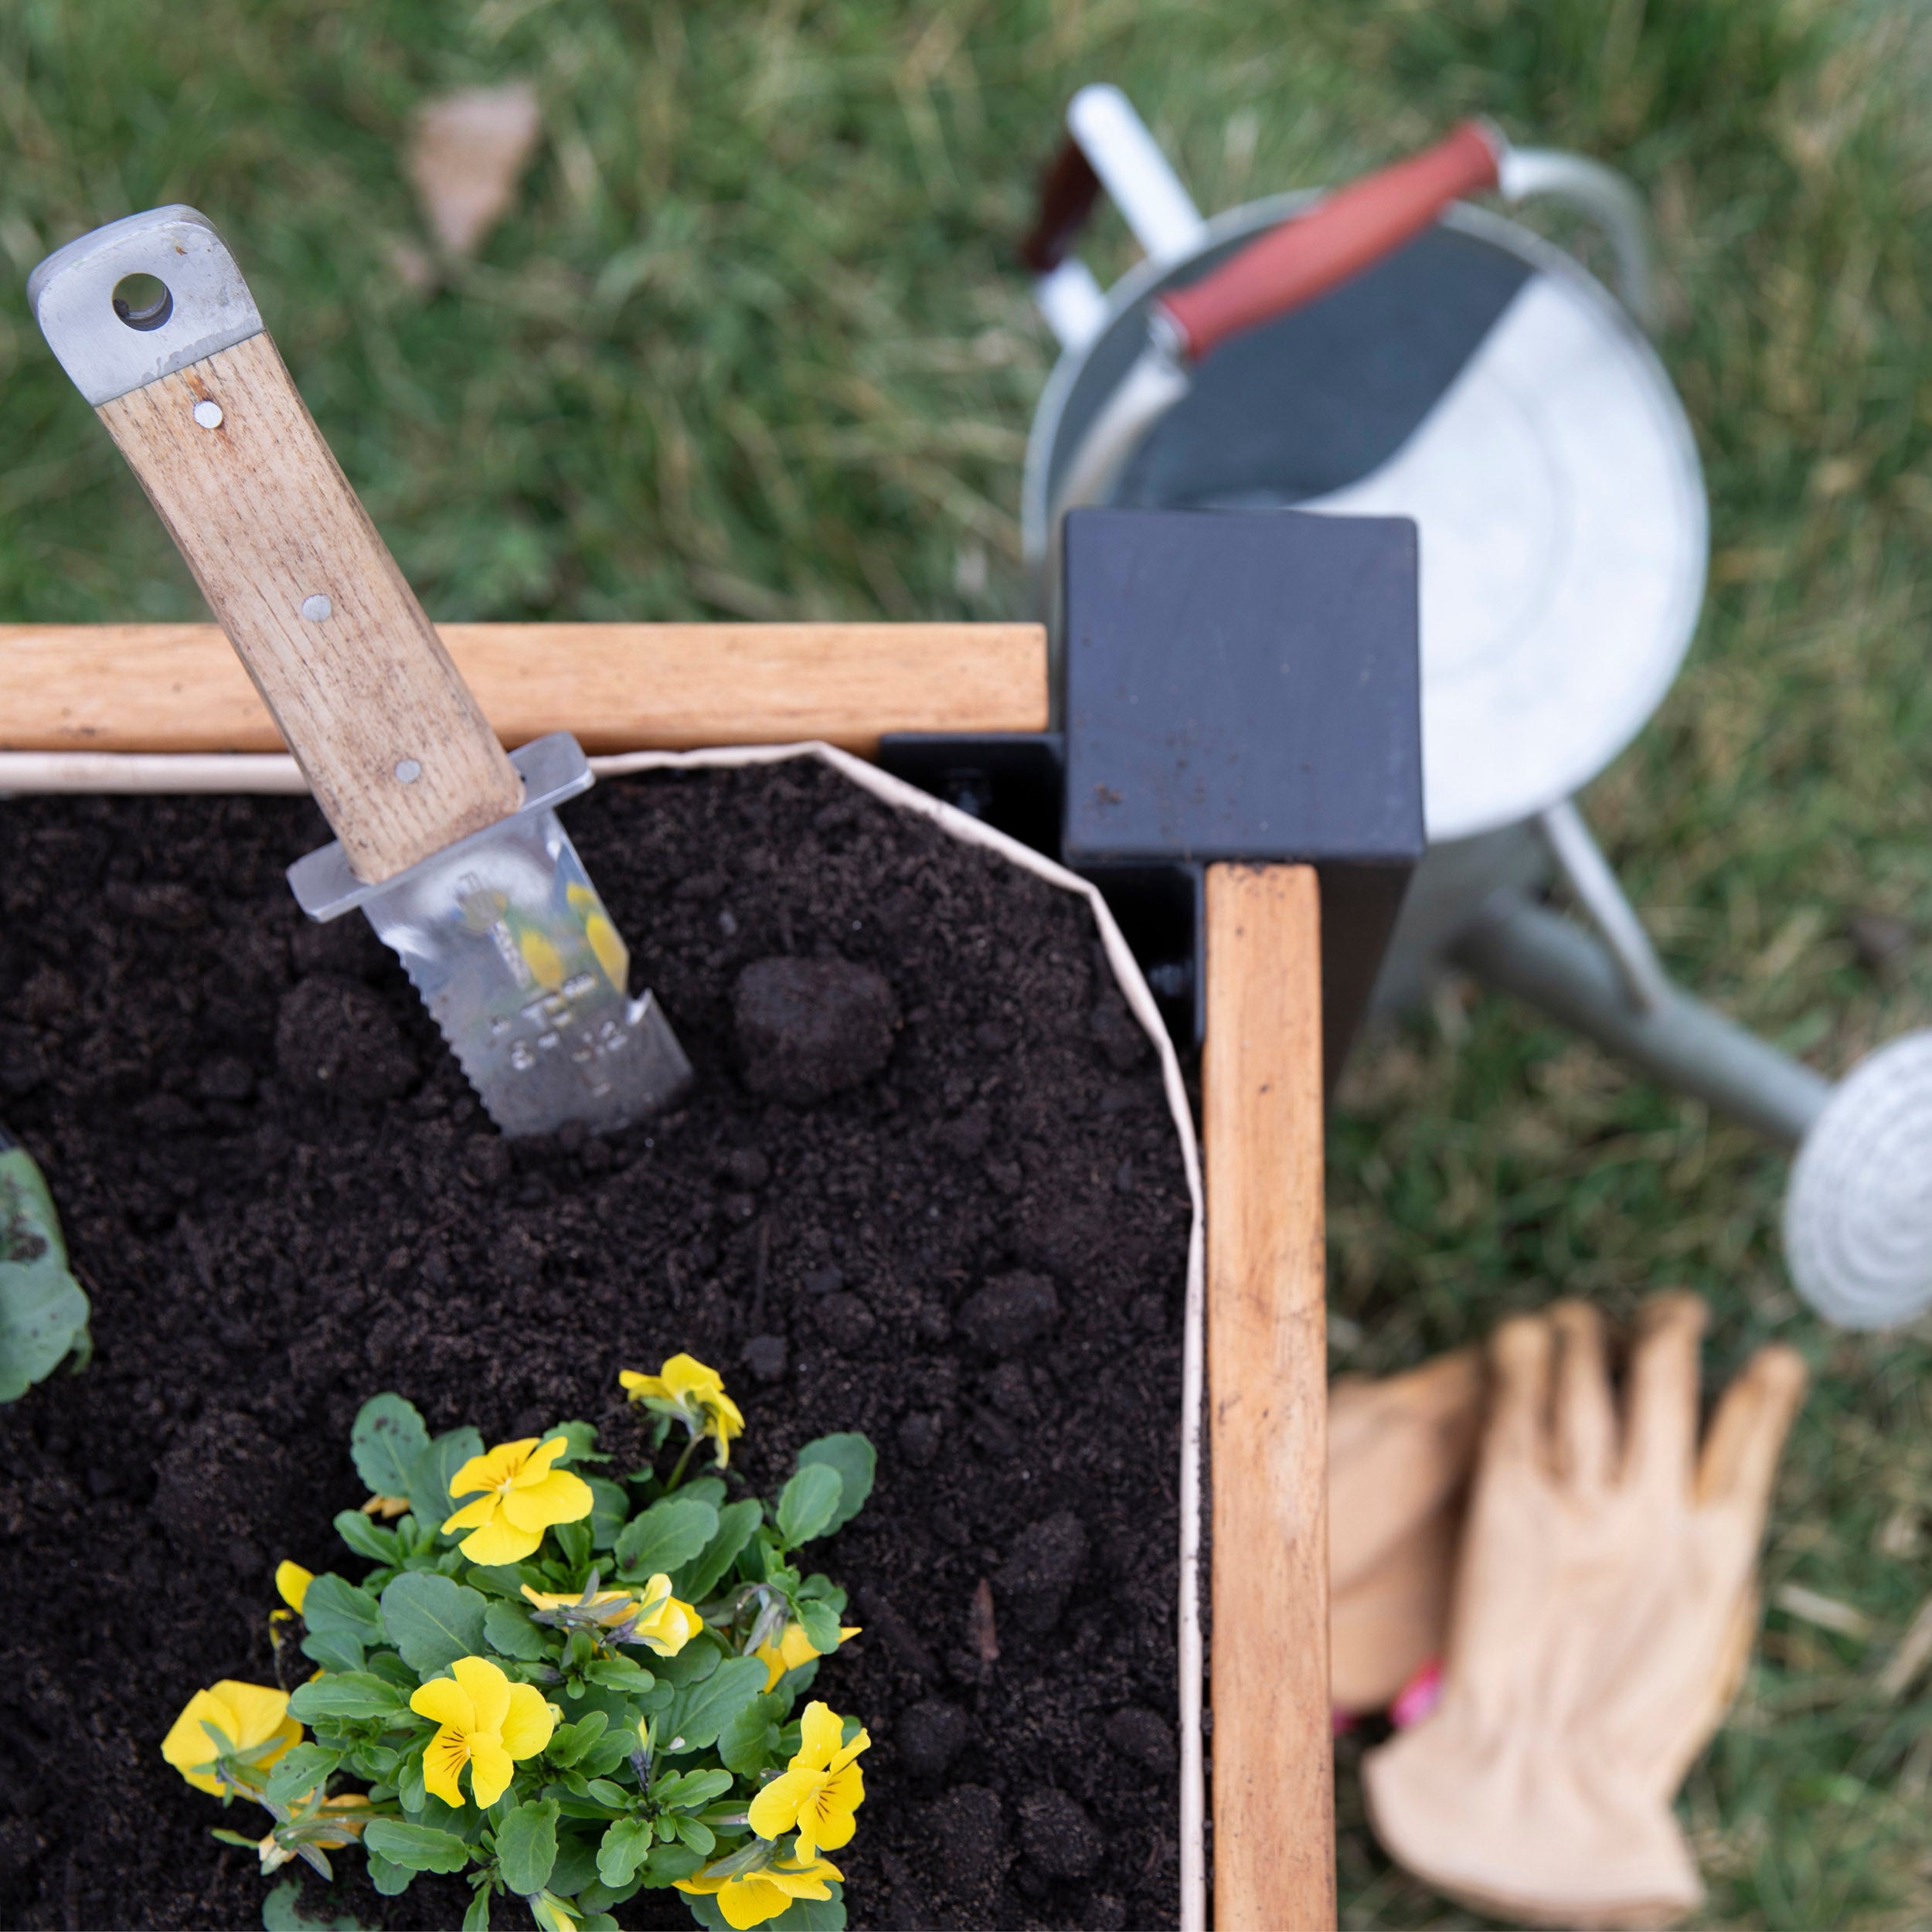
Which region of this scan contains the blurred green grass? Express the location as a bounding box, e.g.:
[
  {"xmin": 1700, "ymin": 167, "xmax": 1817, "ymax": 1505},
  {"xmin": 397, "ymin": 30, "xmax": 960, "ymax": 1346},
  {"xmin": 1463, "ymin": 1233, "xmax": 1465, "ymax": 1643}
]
[{"xmin": 3, "ymin": 0, "xmax": 1930, "ymax": 1924}]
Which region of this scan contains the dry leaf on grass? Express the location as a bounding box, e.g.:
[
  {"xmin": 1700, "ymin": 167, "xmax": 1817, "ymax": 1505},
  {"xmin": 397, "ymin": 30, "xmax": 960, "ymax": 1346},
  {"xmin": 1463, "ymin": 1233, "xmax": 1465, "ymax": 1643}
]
[{"xmin": 406, "ymin": 80, "xmax": 543, "ymax": 257}]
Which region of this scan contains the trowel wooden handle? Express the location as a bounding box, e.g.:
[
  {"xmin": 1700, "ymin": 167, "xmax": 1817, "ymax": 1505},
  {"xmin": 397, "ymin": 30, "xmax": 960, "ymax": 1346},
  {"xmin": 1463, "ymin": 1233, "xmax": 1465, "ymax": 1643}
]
[
  {"xmin": 1203, "ymin": 863, "xmax": 1335, "ymax": 1930},
  {"xmin": 97, "ymin": 332, "xmax": 522, "ymax": 882},
  {"xmin": 1159, "ymin": 121, "xmax": 1502, "ymax": 362},
  {"xmin": 29, "ymin": 207, "xmax": 520, "ymax": 884}
]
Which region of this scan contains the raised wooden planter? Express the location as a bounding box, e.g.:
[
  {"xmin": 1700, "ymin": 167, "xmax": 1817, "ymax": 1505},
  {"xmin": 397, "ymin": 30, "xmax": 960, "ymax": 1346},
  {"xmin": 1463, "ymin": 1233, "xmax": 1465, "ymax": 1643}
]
[{"xmin": 0, "ymin": 618, "xmax": 1333, "ymax": 1932}]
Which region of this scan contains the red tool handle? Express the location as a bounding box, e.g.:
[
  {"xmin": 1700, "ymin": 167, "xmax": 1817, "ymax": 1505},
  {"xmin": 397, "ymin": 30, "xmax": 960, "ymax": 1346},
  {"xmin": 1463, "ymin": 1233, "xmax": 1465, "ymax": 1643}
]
[{"xmin": 1158, "ymin": 121, "xmax": 1503, "ymax": 362}]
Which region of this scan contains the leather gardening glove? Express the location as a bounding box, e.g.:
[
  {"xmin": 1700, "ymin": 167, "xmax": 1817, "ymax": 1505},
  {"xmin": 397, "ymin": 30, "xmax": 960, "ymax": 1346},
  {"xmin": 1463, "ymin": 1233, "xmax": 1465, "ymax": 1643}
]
[
  {"xmin": 1328, "ymin": 1349, "xmax": 1486, "ymax": 1714},
  {"xmin": 1362, "ymin": 1294, "xmax": 1808, "ymax": 1930}
]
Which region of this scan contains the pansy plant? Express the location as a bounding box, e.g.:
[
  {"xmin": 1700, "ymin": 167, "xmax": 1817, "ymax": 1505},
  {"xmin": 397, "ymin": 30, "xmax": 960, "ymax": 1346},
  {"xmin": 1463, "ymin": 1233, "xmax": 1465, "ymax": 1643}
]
[{"xmin": 165, "ymin": 1359, "xmax": 873, "ymax": 1932}]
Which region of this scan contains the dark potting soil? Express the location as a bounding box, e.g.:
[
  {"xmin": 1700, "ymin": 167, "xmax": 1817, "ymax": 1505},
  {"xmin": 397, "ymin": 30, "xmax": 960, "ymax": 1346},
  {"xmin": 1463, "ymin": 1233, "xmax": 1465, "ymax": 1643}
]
[{"xmin": 0, "ymin": 759, "xmax": 1190, "ymax": 1932}]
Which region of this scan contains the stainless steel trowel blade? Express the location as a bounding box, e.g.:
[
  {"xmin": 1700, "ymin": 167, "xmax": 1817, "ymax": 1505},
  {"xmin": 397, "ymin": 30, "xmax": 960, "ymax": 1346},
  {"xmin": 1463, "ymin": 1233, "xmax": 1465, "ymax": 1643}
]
[{"xmin": 288, "ymin": 733, "xmax": 690, "ymax": 1136}]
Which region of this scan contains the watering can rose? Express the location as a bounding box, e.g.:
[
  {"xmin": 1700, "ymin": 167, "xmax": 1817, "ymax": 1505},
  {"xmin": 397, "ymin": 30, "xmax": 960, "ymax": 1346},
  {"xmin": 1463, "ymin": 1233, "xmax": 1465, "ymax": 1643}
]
[{"xmin": 440, "ymin": 1432, "xmax": 593, "ymax": 1563}]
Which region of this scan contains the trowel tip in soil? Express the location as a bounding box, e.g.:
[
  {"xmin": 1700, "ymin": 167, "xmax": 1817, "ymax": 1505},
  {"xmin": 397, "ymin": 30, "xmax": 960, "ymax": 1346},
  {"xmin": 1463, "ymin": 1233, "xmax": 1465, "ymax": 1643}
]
[{"xmin": 287, "ymin": 733, "xmax": 694, "ymax": 1138}]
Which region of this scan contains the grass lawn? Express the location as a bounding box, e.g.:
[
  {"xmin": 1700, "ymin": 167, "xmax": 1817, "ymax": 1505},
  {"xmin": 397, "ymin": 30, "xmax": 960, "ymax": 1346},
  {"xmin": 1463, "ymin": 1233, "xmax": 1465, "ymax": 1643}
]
[{"xmin": 4, "ymin": 1, "xmax": 1930, "ymax": 1924}]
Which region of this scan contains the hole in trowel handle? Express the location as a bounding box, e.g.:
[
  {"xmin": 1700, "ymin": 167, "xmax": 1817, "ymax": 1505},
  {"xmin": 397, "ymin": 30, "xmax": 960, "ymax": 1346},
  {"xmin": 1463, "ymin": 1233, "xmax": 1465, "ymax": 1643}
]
[{"xmin": 111, "ymin": 272, "xmax": 172, "ymax": 332}]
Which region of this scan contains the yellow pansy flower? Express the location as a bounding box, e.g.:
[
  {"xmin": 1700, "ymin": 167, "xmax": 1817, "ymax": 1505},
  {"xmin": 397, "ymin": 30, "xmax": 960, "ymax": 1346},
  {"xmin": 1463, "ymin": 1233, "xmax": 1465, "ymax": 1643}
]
[
  {"xmin": 522, "ymin": 1573, "xmax": 703, "ymax": 1657},
  {"xmin": 529, "ymin": 1891, "xmax": 583, "ymax": 1932},
  {"xmin": 162, "ymin": 1681, "xmax": 301, "ymax": 1798},
  {"xmin": 675, "ymin": 1852, "xmax": 843, "ymax": 1930},
  {"xmin": 359, "ymin": 1493, "xmax": 410, "ymax": 1519},
  {"xmin": 440, "ymin": 1435, "xmax": 593, "ymax": 1564},
  {"xmin": 753, "ymin": 1620, "xmax": 862, "ymax": 1692},
  {"xmin": 746, "ymin": 1700, "xmax": 869, "ymax": 1860},
  {"xmin": 619, "ymin": 1354, "xmax": 745, "ymax": 1468},
  {"xmin": 274, "ymin": 1561, "xmax": 313, "ymax": 1616},
  {"xmin": 408, "ymin": 1655, "xmax": 555, "ymax": 1809}
]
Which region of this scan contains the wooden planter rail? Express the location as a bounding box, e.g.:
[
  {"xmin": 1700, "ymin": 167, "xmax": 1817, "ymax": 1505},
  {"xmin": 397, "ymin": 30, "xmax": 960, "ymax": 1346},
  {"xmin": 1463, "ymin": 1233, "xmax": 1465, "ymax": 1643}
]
[{"xmin": 0, "ymin": 618, "xmax": 1334, "ymax": 1930}]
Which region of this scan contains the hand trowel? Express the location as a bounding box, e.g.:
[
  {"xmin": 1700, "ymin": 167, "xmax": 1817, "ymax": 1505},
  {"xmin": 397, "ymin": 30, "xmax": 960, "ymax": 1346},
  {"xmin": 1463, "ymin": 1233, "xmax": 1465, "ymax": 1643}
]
[{"xmin": 29, "ymin": 207, "xmax": 690, "ymax": 1137}]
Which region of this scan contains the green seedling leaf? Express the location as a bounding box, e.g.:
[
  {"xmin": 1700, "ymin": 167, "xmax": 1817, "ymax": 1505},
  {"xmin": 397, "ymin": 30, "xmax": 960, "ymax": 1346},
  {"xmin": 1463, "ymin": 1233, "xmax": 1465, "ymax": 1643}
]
[
  {"xmin": 495, "ymin": 1796, "xmax": 560, "ymax": 1894},
  {"xmin": 675, "ymin": 1500, "xmax": 764, "ymax": 1604},
  {"xmin": 794, "ymin": 1595, "xmax": 842, "ymax": 1658},
  {"xmin": 642, "ymin": 1842, "xmax": 707, "ymax": 1886},
  {"xmin": 658, "ymin": 1768, "xmax": 733, "ymax": 1810},
  {"xmin": 0, "ymin": 1138, "xmax": 89, "ymax": 1403},
  {"xmin": 583, "ymin": 1655, "xmax": 652, "ymax": 1691},
  {"xmin": 381, "ymin": 1571, "xmax": 488, "ymax": 1673},
  {"xmin": 795, "ymin": 1434, "xmax": 874, "ymax": 1536},
  {"xmin": 288, "ymin": 1673, "xmax": 410, "ymax": 1723},
  {"xmin": 333, "ymin": 1509, "xmax": 403, "ymax": 1565},
  {"xmin": 658, "ymin": 1655, "xmax": 767, "ymax": 1755},
  {"xmin": 260, "ymin": 1876, "xmax": 370, "ymax": 1930},
  {"xmin": 718, "ymin": 1692, "xmax": 783, "ymax": 1777},
  {"xmin": 264, "ymin": 1741, "xmax": 342, "ymax": 1807},
  {"xmin": 546, "ymin": 1709, "xmax": 608, "ymax": 1768},
  {"xmin": 615, "ymin": 1496, "xmax": 718, "ymax": 1577},
  {"xmin": 596, "ymin": 1815, "xmax": 655, "ymax": 1888},
  {"xmin": 407, "ymin": 1426, "xmax": 485, "ymax": 1533},
  {"xmin": 545, "ymin": 1420, "xmax": 608, "ymax": 1464},
  {"xmin": 587, "ymin": 1477, "xmax": 630, "ymax": 1551},
  {"xmin": 301, "ymin": 1574, "xmax": 384, "ymax": 1645},
  {"xmin": 549, "ymin": 1831, "xmax": 603, "ymax": 1897},
  {"xmin": 362, "ymin": 1819, "xmax": 471, "ymax": 1876},
  {"xmin": 365, "ymin": 1847, "xmax": 414, "ymax": 1896},
  {"xmin": 351, "ymin": 1393, "xmax": 430, "ymax": 1498},
  {"xmin": 775, "ymin": 1465, "xmax": 842, "ymax": 1548},
  {"xmin": 483, "ymin": 1598, "xmax": 549, "ymax": 1661}
]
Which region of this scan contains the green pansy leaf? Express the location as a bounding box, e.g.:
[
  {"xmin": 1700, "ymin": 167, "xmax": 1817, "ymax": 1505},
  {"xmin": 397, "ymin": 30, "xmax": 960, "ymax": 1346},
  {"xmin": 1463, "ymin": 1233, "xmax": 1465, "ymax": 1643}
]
[
  {"xmin": 260, "ymin": 1874, "xmax": 371, "ymax": 1930},
  {"xmin": 555, "ymin": 1519, "xmax": 594, "ymax": 1570},
  {"xmin": 381, "ymin": 1571, "xmax": 488, "ymax": 1673},
  {"xmin": 263, "ymin": 1742, "xmax": 342, "ymax": 1808},
  {"xmin": 544, "ymin": 1420, "xmax": 608, "ymax": 1465},
  {"xmin": 650, "ymin": 1638, "xmax": 721, "ymax": 1689},
  {"xmin": 658, "ymin": 1655, "xmax": 767, "ymax": 1755},
  {"xmin": 583, "ymin": 1655, "xmax": 652, "ymax": 1691},
  {"xmin": 671, "ymin": 1815, "xmax": 715, "ymax": 1855},
  {"xmin": 677, "ymin": 1476, "xmax": 727, "ymax": 1510},
  {"xmin": 675, "ymin": 1500, "xmax": 764, "ymax": 1605},
  {"xmin": 774, "ymin": 1465, "xmax": 842, "ymax": 1548},
  {"xmin": 546, "ymin": 1709, "xmax": 609, "ymax": 1768},
  {"xmin": 717, "ymin": 1692, "xmax": 782, "ymax": 1777},
  {"xmin": 298, "ymin": 1628, "xmax": 366, "ymax": 1675},
  {"xmin": 0, "ymin": 1139, "xmax": 89, "ymax": 1404},
  {"xmin": 301, "ymin": 1573, "xmax": 385, "ymax": 1642},
  {"xmin": 332, "ymin": 1509, "xmax": 403, "ymax": 1565},
  {"xmin": 465, "ymin": 1563, "xmax": 541, "ymax": 1601},
  {"xmin": 614, "ymin": 1496, "xmax": 718, "ymax": 1577},
  {"xmin": 641, "ymin": 1841, "xmax": 707, "ymax": 1887},
  {"xmin": 366, "ymin": 1651, "xmax": 420, "ymax": 1690},
  {"xmin": 495, "ymin": 1796, "xmax": 560, "ymax": 1894},
  {"xmin": 794, "ymin": 1434, "xmax": 875, "ymax": 1536},
  {"xmin": 548, "ymin": 1830, "xmax": 604, "ymax": 1897},
  {"xmin": 586, "ymin": 1477, "xmax": 630, "ymax": 1551},
  {"xmin": 460, "ymin": 1888, "xmax": 492, "ymax": 1932},
  {"xmin": 575, "ymin": 1873, "xmax": 645, "ymax": 1913},
  {"xmin": 362, "ymin": 1819, "xmax": 471, "ymax": 1875},
  {"xmin": 351, "ymin": 1394, "xmax": 430, "ymax": 1499},
  {"xmin": 364, "ymin": 1848, "xmax": 414, "ymax": 1897},
  {"xmin": 794, "ymin": 1596, "xmax": 842, "ymax": 1658},
  {"xmin": 407, "ymin": 1426, "xmax": 486, "ymax": 1534},
  {"xmin": 288, "ymin": 1673, "xmax": 410, "ymax": 1723},
  {"xmin": 483, "ymin": 1599, "xmax": 549, "ymax": 1662}
]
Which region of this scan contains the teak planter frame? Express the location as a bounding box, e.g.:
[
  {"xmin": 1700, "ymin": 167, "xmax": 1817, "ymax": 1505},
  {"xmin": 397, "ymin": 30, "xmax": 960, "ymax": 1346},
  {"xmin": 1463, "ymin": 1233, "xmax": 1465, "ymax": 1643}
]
[{"xmin": 0, "ymin": 619, "xmax": 1334, "ymax": 1932}]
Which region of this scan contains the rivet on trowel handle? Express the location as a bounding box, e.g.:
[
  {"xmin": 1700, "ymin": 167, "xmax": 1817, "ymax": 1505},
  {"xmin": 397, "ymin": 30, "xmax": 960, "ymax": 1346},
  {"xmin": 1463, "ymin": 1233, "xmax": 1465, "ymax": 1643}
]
[{"xmin": 191, "ymin": 399, "xmax": 223, "ymax": 429}]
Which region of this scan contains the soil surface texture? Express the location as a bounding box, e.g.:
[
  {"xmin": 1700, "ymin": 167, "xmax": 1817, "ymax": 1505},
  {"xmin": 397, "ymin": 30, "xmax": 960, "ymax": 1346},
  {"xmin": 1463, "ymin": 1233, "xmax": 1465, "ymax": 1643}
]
[{"xmin": 0, "ymin": 759, "xmax": 1190, "ymax": 1931}]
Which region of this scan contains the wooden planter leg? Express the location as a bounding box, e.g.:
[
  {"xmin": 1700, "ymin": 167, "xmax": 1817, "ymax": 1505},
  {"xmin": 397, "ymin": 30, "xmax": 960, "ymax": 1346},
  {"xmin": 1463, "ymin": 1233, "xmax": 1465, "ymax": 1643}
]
[{"xmin": 1204, "ymin": 863, "xmax": 1334, "ymax": 1930}]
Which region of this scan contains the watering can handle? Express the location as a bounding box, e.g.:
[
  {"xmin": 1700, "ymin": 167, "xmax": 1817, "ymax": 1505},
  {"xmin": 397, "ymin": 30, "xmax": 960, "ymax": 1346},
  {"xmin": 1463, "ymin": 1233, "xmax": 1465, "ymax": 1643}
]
[{"xmin": 1156, "ymin": 121, "xmax": 1505, "ymax": 361}]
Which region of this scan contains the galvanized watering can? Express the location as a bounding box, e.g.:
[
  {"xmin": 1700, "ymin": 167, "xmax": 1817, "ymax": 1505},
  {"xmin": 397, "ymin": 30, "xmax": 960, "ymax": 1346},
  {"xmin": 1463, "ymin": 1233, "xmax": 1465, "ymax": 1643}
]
[{"xmin": 1020, "ymin": 87, "xmax": 1932, "ymax": 1329}]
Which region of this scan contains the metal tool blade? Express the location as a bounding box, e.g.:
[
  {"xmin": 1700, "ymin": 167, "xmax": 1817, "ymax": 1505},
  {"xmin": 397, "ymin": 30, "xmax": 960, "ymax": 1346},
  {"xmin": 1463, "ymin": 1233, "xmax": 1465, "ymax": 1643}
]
[{"xmin": 289, "ymin": 733, "xmax": 689, "ymax": 1136}]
